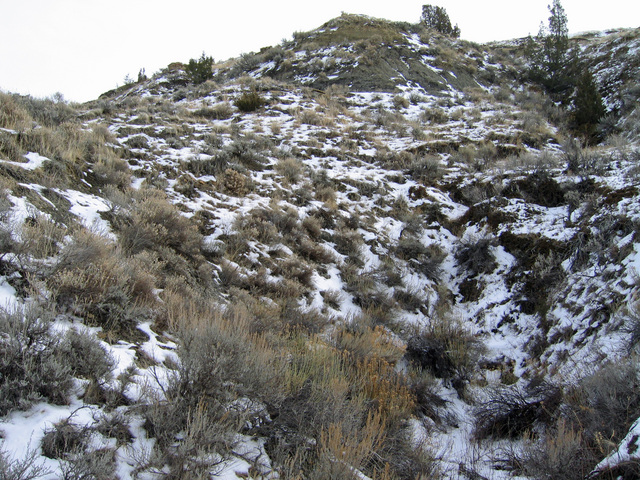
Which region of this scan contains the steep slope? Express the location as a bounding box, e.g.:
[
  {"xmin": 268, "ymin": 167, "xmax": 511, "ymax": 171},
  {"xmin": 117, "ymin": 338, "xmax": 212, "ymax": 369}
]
[{"xmin": 1, "ymin": 15, "xmax": 639, "ymax": 480}]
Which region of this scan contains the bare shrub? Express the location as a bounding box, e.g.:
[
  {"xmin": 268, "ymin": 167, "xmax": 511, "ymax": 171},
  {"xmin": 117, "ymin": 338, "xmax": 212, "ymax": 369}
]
[
  {"xmin": 512, "ymin": 421, "xmax": 596, "ymax": 480},
  {"xmin": 59, "ymin": 328, "xmax": 116, "ymax": 381},
  {"xmin": 0, "ymin": 445, "xmax": 51, "ymax": 480},
  {"xmin": 406, "ymin": 315, "xmax": 484, "ymax": 388},
  {"xmin": 474, "ymin": 382, "xmax": 561, "ymax": 440},
  {"xmin": 455, "ymin": 235, "xmax": 497, "ymax": 276},
  {"xmin": 0, "ymin": 305, "xmax": 72, "ymax": 416},
  {"xmin": 408, "ymin": 155, "xmax": 442, "ymax": 184},
  {"xmin": 41, "ymin": 418, "xmax": 90, "ymax": 459}
]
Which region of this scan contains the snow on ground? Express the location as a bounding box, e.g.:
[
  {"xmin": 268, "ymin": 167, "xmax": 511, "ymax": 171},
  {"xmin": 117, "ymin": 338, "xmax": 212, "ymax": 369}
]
[{"xmin": 0, "ymin": 152, "xmax": 50, "ymax": 170}]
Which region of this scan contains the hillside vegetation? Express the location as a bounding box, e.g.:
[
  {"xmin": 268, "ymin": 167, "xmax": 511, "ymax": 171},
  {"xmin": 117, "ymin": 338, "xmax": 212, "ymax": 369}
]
[{"xmin": 1, "ymin": 13, "xmax": 640, "ymax": 480}]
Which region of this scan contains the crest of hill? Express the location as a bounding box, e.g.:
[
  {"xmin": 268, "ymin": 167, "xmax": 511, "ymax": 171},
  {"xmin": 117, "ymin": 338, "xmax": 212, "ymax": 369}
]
[
  {"xmin": 215, "ymin": 13, "xmax": 509, "ymax": 94},
  {"xmin": 98, "ymin": 13, "xmax": 520, "ymax": 101}
]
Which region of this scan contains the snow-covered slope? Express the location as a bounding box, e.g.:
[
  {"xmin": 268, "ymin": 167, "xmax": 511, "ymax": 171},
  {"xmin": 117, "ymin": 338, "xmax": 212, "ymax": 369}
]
[{"xmin": 1, "ymin": 15, "xmax": 639, "ymax": 480}]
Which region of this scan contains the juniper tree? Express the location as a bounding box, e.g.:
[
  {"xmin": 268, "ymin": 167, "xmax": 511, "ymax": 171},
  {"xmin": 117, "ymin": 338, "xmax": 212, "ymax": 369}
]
[
  {"xmin": 186, "ymin": 53, "xmax": 214, "ymax": 84},
  {"xmin": 526, "ymin": 0, "xmax": 574, "ymax": 99},
  {"xmin": 421, "ymin": 5, "xmax": 460, "ymax": 38},
  {"xmin": 572, "ymin": 70, "xmax": 605, "ymax": 143}
]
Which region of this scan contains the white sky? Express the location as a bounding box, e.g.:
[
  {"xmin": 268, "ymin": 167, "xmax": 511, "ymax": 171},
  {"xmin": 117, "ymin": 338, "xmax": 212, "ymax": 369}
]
[{"xmin": 1, "ymin": 0, "xmax": 638, "ymax": 103}]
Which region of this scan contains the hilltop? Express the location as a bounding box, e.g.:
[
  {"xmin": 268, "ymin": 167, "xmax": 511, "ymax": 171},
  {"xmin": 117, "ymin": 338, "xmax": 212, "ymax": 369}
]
[{"xmin": 1, "ymin": 13, "xmax": 640, "ymax": 480}]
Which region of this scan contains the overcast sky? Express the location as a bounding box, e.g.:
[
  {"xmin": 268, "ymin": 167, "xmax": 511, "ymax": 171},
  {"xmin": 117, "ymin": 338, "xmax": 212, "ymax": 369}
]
[{"xmin": 1, "ymin": 0, "xmax": 638, "ymax": 103}]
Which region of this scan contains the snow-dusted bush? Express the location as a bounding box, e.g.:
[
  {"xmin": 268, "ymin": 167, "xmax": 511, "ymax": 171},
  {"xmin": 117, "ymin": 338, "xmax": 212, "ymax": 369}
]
[
  {"xmin": 0, "ymin": 306, "xmax": 73, "ymax": 416},
  {"xmin": 406, "ymin": 314, "xmax": 484, "ymax": 388},
  {"xmin": 0, "ymin": 446, "xmax": 50, "ymax": 480},
  {"xmin": 473, "ymin": 382, "xmax": 561, "ymax": 440},
  {"xmin": 140, "ymin": 304, "xmax": 285, "ymax": 477},
  {"xmin": 408, "ymin": 155, "xmax": 442, "ymax": 184},
  {"xmin": 455, "ymin": 235, "xmax": 497, "ymax": 276},
  {"xmin": 59, "ymin": 328, "xmax": 116, "ymax": 382}
]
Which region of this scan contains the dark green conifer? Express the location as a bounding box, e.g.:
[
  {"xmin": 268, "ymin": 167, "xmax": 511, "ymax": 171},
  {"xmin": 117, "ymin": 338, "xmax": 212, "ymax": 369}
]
[
  {"xmin": 186, "ymin": 53, "xmax": 214, "ymax": 84},
  {"xmin": 421, "ymin": 5, "xmax": 460, "ymax": 38},
  {"xmin": 572, "ymin": 70, "xmax": 606, "ymax": 143}
]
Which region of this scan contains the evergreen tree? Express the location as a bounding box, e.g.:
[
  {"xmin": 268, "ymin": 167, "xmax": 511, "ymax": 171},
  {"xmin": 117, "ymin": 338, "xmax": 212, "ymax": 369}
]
[
  {"xmin": 572, "ymin": 70, "xmax": 606, "ymax": 143},
  {"xmin": 526, "ymin": 0, "xmax": 573, "ymax": 99},
  {"xmin": 186, "ymin": 53, "xmax": 214, "ymax": 84},
  {"xmin": 421, "ymin": 5, "xmax": 460, "ymax": 38}
]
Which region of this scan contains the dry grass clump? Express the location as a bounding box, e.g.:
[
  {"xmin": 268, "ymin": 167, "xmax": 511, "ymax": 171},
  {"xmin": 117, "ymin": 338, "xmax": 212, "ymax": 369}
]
[
  {"xmin": 139, "ymin": 300, "xmax": 286, "ymax": 477},
  {"xmin": 50, "ymin": 228, "xmax": 157, "ymax": 340},
  {"xmin": 16, "ymin": 213, "xmax": 66, "ymax": 259},
  {"xmin": 265, "ymin": 314, "xmax": 433, "ymax": 479},
  {"xmin": 193, "ymin": 102, "xmax": 233, "ymax": 120},
  {"xmin": 275, "ymin": 157, "xmax": 305, "ymax": 184},
  {"xmin": 91, "ymin": 148, "xmax": 130, "ymax": 190},
  {"xmin": 114, "ymin": 188, "xmax": 202, "ymax": 260}
]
